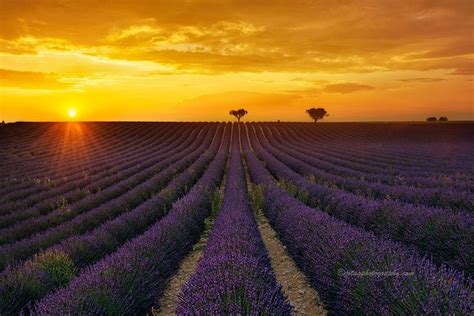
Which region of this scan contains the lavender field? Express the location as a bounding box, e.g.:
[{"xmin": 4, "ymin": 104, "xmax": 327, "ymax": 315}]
[{"xmin": 0, "ymin": 122, "xmax": 473, "ymax": 315}]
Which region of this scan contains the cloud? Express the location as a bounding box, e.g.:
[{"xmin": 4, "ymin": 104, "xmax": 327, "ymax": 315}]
[
  {"xmin": 0, "ymin": 68, "xmax": 71, "ymax": 89},
  {"xmin": 0, "ymin": 37, "xmax": 74, "ymax": 54},
  {"xmin": 398, "ymin": 77, "xmax": 447, "ymax": 82},
  {"xmin": 108, "ymin": 49, "xmax": 288, "ymax": 73},
  {"xmin": 106, "ymin": 24, "xmax": 162, "ymax": 44},
  {"xmin": 1, "ymin": 1, "xmax": 472, "ymax": 74},
  {"xmin": 451, "ymin": 67, "xmax": 474, "ymax": 76},
  {"xmin": 290, "ymin": 77, "xmax": 330, "ymax": 84},
  {"xmin": 323, "ymin": 83, "xmax": 375, "ymax": 94}
]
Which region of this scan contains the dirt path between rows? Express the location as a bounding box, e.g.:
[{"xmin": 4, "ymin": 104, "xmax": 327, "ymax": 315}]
[
  {"xmin": 152, "ymin": 232, "xmax": 208, "ymax": 315},
  {"xmin": 255, "ymin": 210, "xmax": 326, "ymax": 315},
  {"xmin": 155, "ymin": 210, "xmax": 326, "ymax": 316}
]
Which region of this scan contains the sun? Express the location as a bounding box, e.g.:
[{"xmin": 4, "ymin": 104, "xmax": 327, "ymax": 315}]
[{"xmin": 67, "ymin": 108, "xmax": 77, "ymax": 119}]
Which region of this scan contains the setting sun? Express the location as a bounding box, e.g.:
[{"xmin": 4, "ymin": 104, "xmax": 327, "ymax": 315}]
[{"xmin": 67, "ymin": 108, "xmax": 77, "ymax": 119}]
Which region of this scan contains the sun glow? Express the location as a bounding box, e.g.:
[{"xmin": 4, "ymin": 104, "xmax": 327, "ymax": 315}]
[
  {"xmin": 67, "ymin": 108, "xmax": 77, "ymax": 119},
  {"xmin": 0, "ymin": 1, "xmax": 472, "ymax": 122}
]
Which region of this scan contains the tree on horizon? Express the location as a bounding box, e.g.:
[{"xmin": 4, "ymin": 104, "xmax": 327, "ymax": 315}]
[
  {"xmin": 306, "ymin": 107, "xmax": 328, "ymax": 123},
  {"xmin": 426, "ymin": 117, "xmax": 437, "ymax": 122},
  {"xmin": 229, "ymin": 109, "xmax": 248, "ymax": 122}
]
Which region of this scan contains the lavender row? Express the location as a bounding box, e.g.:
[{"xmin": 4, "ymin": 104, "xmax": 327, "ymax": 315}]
[
  {"xmin": 272, "ymin": 124, "xmax": 474, "ymax": 192},
  {"xmin": 291, "ymin": 122, "xmax": 470, "ymax": 161},
  {"xmin": 0, "ymin": 122, "xmax": 61, "ymax": 148},
  {"xmin": 286, "ymin": 123, "xmax": 472, "ymax": 177},
  {"xmin": 270, "ymin": 123, "xmax": 473, "ymax": 208},
  {"xmin": 0, "ymin": 123, "xmax": 182, "ymax": 218},
  {"xmin": 177, "ymin": 124, "xmax": 291, "ymax": 315},
  {"xmin": 261, "ymin": 125, "xmax": 473, "ymax": 211},
  {"xmin": 0, "ymin": 124, "xmax": 192, "ymax": 226},
  {"xmin": 0, "ymin": 124, "xmax": 204, "ymax": 244},
  {"xmin": 0, "ymin": 122, "xmax": 140, "ymax": 182},
  {"xmin": 289, "ymin": 123, "xmax": 462, "ymax": 171},
  {"xmin": 31, "ymin": 123, "xmax": 230, "ymax": 315},
  {"xmin": 0, "ymin": 124, "xmax": 227, "ymax": 315},
  {"xmin": 285, "ymin": 124, "xmax": 433, "ymax": 172},
  {"xmin": 290, "ymin": 123, "xmax": 436, "ymax": 165},
  {"xmin": 0, "ymin": 124, "xmax": 153, "ymax": 203},
  {"xmin": 0, "ymin": 123, "xmax": 161, "ymax": 175},
  {"xmin": 0, "ymin": 125, "xmax": 215, "ymax": 270},
  {"xmin": 0, "ymin": 124, "xmax": 199, "ymax": 246},
  {"xmin": 0, "ymin": 123, "xmax": 185, "ymax": 203},
  {"xmin": 0, "ymin": 123, "xmax": 185, "ymax": 211},
  {"xmin": 0, "ymin": 122, "xmax": 121, "ymax": 172},
  {"xmin": 0, "ymin": 123, "xmax": 118, "ymax": 194},
  {"xmin": 0, "ymin": 123, "xmax": 173, "ymax": 207},
  {"xmin": 242, "ymin": 127, "xmax": 473, "ymax": 314},
  {"xmin": 291, "ymin": 123, "xmax": 474, "ymax": 176},
  {"xmin": 248, "ymin": 124, "xmax": 474, "ymax": 273}
]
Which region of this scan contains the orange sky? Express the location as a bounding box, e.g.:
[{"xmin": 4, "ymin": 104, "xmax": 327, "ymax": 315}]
[{"xmin": 0, "ymin": 0, "xmax": 473, "ymax": 122}]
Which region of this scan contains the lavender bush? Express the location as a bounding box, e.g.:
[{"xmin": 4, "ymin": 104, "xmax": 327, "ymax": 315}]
[
  {"xmin": 177, "ymin": 124, "xmax": 292, "ymax": 315},
  {"xmin": 248, "ymin": 124, "xmax": 474, "ymax": 273},
  {"xmin": 242, "ymin": 125, "xmax": 473, "ymax": 314},
  {"xmin": 0, "ymin": 124, "xmax": 225, "ymax": 314},
  {"xmin": 31, "ymin": 124, "xmax": 230, "ymax": 315}
]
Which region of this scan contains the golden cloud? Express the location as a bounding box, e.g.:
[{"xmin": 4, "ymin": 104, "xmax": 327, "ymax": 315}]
[
  {"xmin": 0, "ymin": 68, "xmax": 71, "ymax": 90},
  {"xmin": 1, "ymin": 1, "xmax": 472, "ymax": 75},
  {"xmin": 398, "ymin": 78, "xmax": 447, "ymax": 83},
  {"xmin": 323, "ymin": 83, "xmax": 375, "ymax": 94}
]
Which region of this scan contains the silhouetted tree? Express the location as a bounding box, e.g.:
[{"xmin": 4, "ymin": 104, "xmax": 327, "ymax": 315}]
[
  {"xmin": 229, "ymin": 109, "xmax": 248, "ymax": 122},
  {"xmin": 439, "ymin": 116, "xmax": 448, "ymax": 122},
  {"xmin": 426, "ymin": 117, "xmax": 437, "ymax": 122},
  {"xmin": 306, "ymin": 107, "xmax": 328, "ymax": 123},
  {"xmin": 0, "ymin": 121, "xmax": 5, "ymax": 126}
]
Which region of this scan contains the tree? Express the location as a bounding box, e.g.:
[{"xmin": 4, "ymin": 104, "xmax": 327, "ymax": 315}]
[
  {"xmin": 426, "ymin": 117, "xmax": 437, "ymax": 122},
  {"xmin": 306, "ymin": 107, "xmax": 328, "ymax": 123},
  {"xmin": 439, "ymin": 116, "xmax": 448, "ymax": 122},
  {"xmin": 229, "ymin": 109, "xmax": 248, "ymax": 122}
]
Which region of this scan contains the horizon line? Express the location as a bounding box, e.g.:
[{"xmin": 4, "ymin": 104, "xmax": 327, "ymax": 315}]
[{"xmin": 2, "ymin": 120, "xmax": 474, "ymax": 124}]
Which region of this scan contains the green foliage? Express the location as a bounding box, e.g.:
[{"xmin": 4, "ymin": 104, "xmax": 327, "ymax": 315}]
[
  {"xmin": 306, "ymin": 174, "xmax": 316, "ymax": 184},
  {"xmin": 278, "ymin": 180, "xmax": 310, "ymax": 204},
  {"xmin": 4, "ymin": 250, "xmax": 79, "ymax": 308},
  {"xmin": 193, "ymin": 187, "xmax": 224, "ymax": 251},
  {"xmin": 33, "ymin": 250, "xmax": 78, "ymax": 289},
  {"xmin": 249, "ymin": 184, "xmax": 265, "ymax": 213},
  {"xmin": 306, "ymin": 107, "xmax": 328, "ymax": 122},
  {"xmin": 56, "ymin": 197, "xmax": 71, "ymax": 213},
  {"xmin": 210, "ymin": 187, "xmax": 224, "ymax": 219},
  {"xmin": 229, "ymin": 109, "xmax": 248, "ymax": 122},
  {"xmin": 90, "ymin": 289, "xmax": 121, "ymax": 315}
]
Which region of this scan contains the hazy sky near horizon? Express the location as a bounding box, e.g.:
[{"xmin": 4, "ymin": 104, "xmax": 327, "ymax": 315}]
[{"xmin": 0, "ymin": 0, "xmax": 473, "ymax": 122}]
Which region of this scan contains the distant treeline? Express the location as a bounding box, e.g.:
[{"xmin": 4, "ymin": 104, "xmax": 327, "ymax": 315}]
[{"xmin": 427, "ymin": 116, "xmax": 448, "ymax": 122}]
